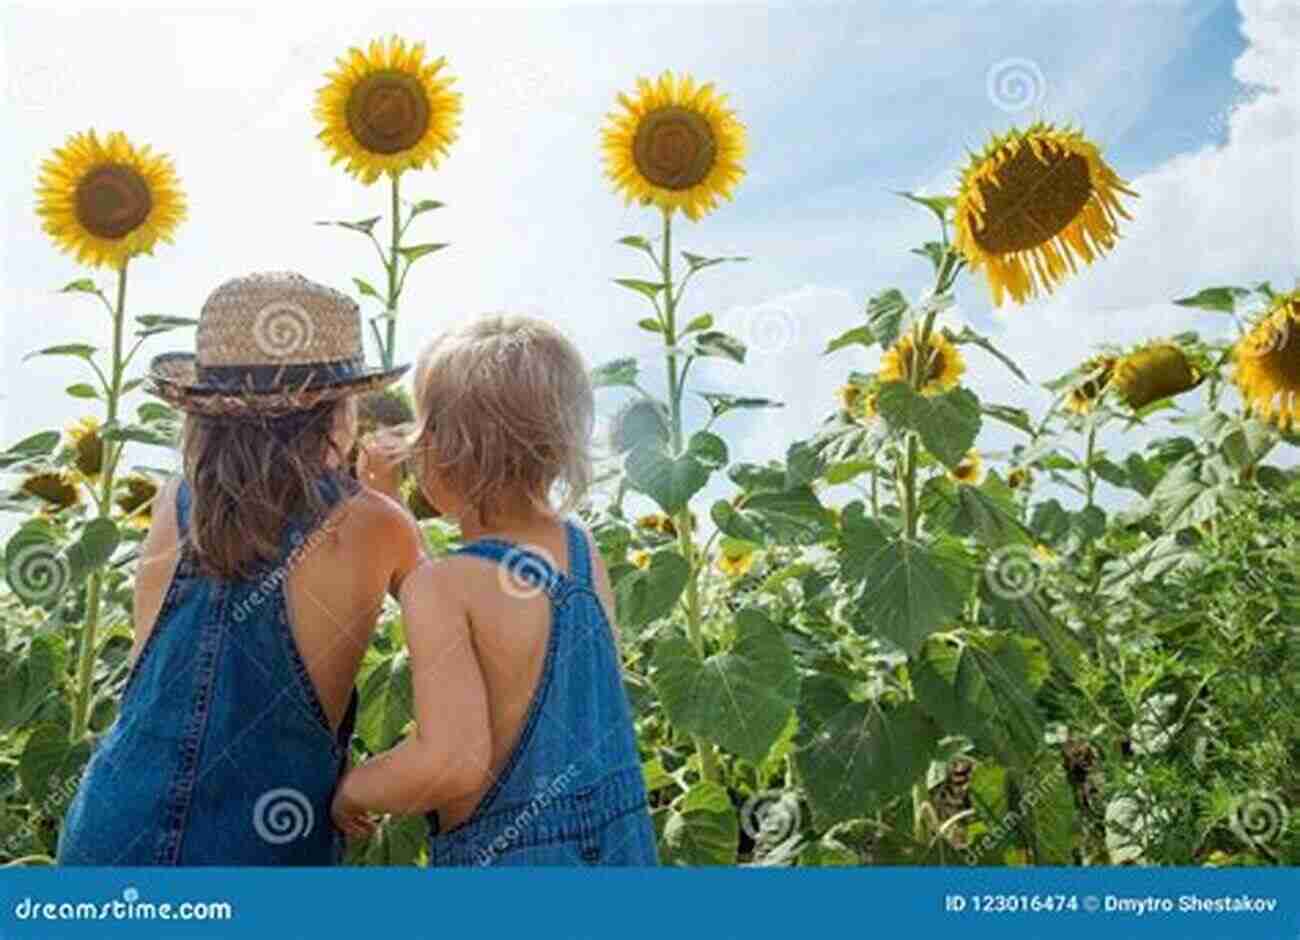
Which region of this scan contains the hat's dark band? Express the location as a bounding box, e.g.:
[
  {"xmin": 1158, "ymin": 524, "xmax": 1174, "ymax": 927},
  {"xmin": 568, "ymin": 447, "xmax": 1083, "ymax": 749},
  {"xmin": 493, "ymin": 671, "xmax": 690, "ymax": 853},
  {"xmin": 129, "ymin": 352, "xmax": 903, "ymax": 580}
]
[{"xmin": 195, "ymin": 357, "xmax": 365, "ymax": 393}]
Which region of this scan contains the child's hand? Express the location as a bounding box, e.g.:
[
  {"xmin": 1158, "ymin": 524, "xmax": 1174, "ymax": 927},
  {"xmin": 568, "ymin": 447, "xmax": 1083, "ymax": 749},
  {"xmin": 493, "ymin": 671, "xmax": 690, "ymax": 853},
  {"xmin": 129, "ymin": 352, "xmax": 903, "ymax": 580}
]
[
  {"xmin": 332, "ymin": 776, "xmax": 378, "ymax": 841},
  {"xmin": 357, "ymin": 431, "xmax": 405, "ymax": 501}
]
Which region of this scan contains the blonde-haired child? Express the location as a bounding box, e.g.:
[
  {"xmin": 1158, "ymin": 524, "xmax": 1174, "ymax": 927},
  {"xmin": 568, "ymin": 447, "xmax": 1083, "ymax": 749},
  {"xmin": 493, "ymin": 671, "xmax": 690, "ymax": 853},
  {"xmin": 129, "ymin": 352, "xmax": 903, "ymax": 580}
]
[{"xmin": 334, "ymin": 314, "xmax": 658, "ymax": 866}]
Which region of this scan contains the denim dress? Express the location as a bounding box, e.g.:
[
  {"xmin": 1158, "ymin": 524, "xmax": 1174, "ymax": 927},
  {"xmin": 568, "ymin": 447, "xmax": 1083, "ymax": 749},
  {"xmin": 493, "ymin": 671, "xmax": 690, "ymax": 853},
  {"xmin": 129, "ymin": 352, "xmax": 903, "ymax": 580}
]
[
  {"xmin": 426, "ymin": 520, "xmax": 658, "ymax": 866},
  {"xmin": 58, "ymin": 475, "xmax": 358, "ymax": 866}
]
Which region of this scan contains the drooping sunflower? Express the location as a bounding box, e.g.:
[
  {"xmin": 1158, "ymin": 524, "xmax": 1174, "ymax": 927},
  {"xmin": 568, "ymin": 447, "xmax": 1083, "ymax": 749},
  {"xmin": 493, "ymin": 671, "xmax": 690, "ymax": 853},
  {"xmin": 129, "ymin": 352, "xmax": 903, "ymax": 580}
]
[
  {"xmin": 1234, "ymin": 291, "xmax": 1300, "ymax": 430},
  {"xmin": 629, "ymin": 549, "xmax": 652, "ymax": 570},
  {"xmin": 950, "ymin": 450, "xmax": 984, "ymax": 486},
  {"xmin": 602, "ymin": 71, "xmax": 746, "ymax": 221},
  {"xmin": 1007, "ymin": 467, "xmax": 1033, "ymax": 490},
  {"xmin": 35, "ymin": 129, "xmax": 186, "ymax": 270},
  {"xmin": 115, "ymin": 474, "xmax": 158, "ymax": 530},
  {"xmin": 879, "ymin": 331, "xmax": 966, "ymax": 397},
  {"xmin": 21, "ymin": 471, "xmax": 82, "ymax": 512},
  {"xmin": 836, "ymin": 384, "xmax": 878, "ymax": 423},
  {"xmin": 66, "ymin": 416, "xmax": 104, "ymax": 482},
  {"xmin": 315, "ymin": 36, "xmax": 462, "ymax": 185},
  {"xmin": 954, "ymin": 123, "xmax": 1137, "ymax": 307},
  {"xmin": 1111, "ymin": 343, "xmax": 1200, "ymax": 411}
]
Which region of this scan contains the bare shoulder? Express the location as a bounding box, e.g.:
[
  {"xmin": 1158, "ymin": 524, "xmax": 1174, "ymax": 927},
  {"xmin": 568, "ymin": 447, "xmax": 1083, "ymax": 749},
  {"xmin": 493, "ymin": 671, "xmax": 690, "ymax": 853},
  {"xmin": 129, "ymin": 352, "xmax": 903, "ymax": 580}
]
[{"xmin": 339, "ymin": 487, "xmax": 427, "ymax": 592}]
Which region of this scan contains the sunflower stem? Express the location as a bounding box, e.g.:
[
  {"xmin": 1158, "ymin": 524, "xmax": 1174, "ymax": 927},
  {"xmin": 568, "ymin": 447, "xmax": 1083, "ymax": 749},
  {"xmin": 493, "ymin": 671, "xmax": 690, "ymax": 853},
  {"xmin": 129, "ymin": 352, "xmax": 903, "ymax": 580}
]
[
  {"xmin": 383, "ymin": 174, "xmax": 402, "ymax": 371},
  {"xmin": 71, "ymin": 261, "xmax": 129, "ymax": 743},
  {"xmin": 657, "ymin": 209, "xmax": 720, "ymax": 786}
]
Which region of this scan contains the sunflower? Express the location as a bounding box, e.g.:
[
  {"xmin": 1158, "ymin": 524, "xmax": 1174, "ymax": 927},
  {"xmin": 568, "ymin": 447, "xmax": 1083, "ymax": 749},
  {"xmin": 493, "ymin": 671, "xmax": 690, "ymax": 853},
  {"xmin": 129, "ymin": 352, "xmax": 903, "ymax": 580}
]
[
  {"xmin": 610, "ymin": 398, "xmax": 671, "ymax": 454},
  {"xmin": 66, "ymin": 416, "xmax": 104, "ymax": 482},
  {"xmin": 115, "ymin": 474, "xmax": 158, "ymax": 530},
  {"xmin": 21, "ymin": 471, "xmax": 81, "ymax": 512},
  {"xmin": 954, "ymin": 123, "xmax": 1137, "ymax": 306},
  {"xmin": 636, "ymin": 512, "xmax": 693, "ymax": 538},
  {"xmin": 717, "ymin": 544, "xmax": 755, "ymax": 578},
  {"xmin": 836, "ymin": 384, "xmax": 878, "ymax": 423},
  {"xmin": 1007, "ymin": 467, "xmax": 1033, "ymax": 490},
  {"xmin": 315, "ymin": 36, "xmax": 461, "ymax": 184},
  {"xmin": 950, "ymin": 450, "xmax": 984, "ymax": 486},
  {"xmin": 1111, "ymin": 344, "xmax": 1200, "ymax": 410},
  {"xmin": 1234, "ymin": 291, "xmax": 1300, "ymax": 429},
  {"xmin": 879, "ymin": 330, "xmax": 966, "ymax": 397},
  {"xmin": 629, "ymin": 549, "xmax": 652, "ymax": 570},
  {"xmin": 1063, "ymin": 354, "xmax": 1116, "ymax": 416},
  {"xmin": 35, "ymin": 129, "xmax": 186, "ymax": 270},
  {"xmin": 602, "ymin": 71, "xmax": 746, "ymax": 221}
]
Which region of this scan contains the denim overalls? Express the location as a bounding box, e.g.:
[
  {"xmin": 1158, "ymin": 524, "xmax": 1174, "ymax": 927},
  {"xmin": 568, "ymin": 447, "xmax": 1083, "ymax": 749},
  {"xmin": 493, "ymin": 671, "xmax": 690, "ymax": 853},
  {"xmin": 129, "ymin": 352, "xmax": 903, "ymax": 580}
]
[
  {"xmin": 426, "ymin": 521, "xmax": 658, "ymax": 866},
  {"xmin": 58, "ymin": 475, "xmax": 357, "ymax": 866}
]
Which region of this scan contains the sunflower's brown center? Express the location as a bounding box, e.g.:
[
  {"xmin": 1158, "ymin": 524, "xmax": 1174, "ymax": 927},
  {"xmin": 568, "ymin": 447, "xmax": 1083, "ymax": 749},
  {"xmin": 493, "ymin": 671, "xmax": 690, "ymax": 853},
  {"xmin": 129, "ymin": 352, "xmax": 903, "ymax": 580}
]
[
  {"xmin": 347, "ymin": 70, "xmax": 431, "ymax": 155},
  {"xmin": 22, "ymin": 473, "xmax": 78, "ymax": 508},
  {"xmin": 632, "ymin": 106, "xmax": 717, "ymax": 190},
  {"xmin": 75, "ymin": 164, "xmax": 152, "ymax": 240},
  {"xmin": 972, "ymin": 144, "xmax": 1093, "ymax": 255},
  {"xmin": 73, "ymin": 430, "xmax": 103, "ymax": 478}
]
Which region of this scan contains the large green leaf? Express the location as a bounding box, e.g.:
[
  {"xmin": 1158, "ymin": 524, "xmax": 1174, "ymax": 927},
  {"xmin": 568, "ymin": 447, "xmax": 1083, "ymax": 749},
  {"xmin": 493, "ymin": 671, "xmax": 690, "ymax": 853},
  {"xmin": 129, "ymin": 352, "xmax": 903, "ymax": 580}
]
[
  {"xmin": 0, "ymin": 431, "xmax": 61, "ymax": 470},
  {"xmin": 356, "ymin": 652, "xmax": 413, "ymax": 752},
  {"xmin": 875, "ymin": 382, "xmax": 982, "ymax": 469},
  {"xmin": 65, "ymin": 518, "xmax": 121, "ymax": 584},
  {"xmin": 0, "ymin": 634, "xmax": 66, "ymax": 734},
  {"xmin": 612, "ymin": 550, "xmax": 690, "ymax": 629},
  {"xmin": 726, "ymin": 487, "xmax": 836, "ymax": 547},
  {"xmin": 911, "ymin": 631, "xmax": 1048, "ymax": 767},
  {"xmin": 795, "ymin": 676, "xmax": 939, "ymax": 827},
  {"xmin": 921, "ymin": 473, "xmax": 1030, "ymax": 548},
  {"xmin": 865, "ymin": 288, "xmax": 909, "ymax": 349},
  {"xmin": 662, "ymin": 781, "xmax": 738, "ymax": 865},
  {"xmin": 19, "ymin": 720, "xmax": 90, "ymax": 804},
  {"xmin": 625, "ymin": 443, "xmax": 710, "ymax": 514},
  {"xmin": 359, "ymin": 814, "xmax": 429, "ymax": 866},
  {"xmin": 1172, "ymin": 286, "xmax": 1251, "ymax": 313},
  {"xmin": 651, "ymin": 609, "xmax": 798, "ymax": 764},
  {"xmin": 590, "ymin": 357, "xmax": 639, "ymax": 389},
  {"xmin": 838, "ymin": 504, "xmax": 969, "ymax": 655}
]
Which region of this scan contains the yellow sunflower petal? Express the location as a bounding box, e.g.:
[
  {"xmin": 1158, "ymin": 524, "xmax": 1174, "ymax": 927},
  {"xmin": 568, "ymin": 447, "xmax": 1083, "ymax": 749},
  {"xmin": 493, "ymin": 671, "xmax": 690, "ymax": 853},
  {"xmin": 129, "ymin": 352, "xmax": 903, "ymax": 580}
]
[
  {"xmin": 602, "ymin": 70, "xmax": 747, "ymax": 221},
  {"xmin": 315, "ymin": 35, "xmax": 462, "ymax": 185},
  {"xmin": 879, "ymin": 330, "xmax": 966, "ymax": 397},
  {"xmin": 954, "ymin": 123, "xmax": 1137, "ymax": 306},
  {"xmin": 35, "ymin": 129, "xmax": 186, "ymax": 270},
  {"xmin": 1234, "ymin": 291, "xmax": 1300, "ymax": 431}
]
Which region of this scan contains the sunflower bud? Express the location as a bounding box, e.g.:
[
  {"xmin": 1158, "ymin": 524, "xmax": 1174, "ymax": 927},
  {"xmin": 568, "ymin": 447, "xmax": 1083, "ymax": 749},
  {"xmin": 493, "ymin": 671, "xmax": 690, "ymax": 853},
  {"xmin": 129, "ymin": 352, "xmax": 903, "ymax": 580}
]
[
  {"xmin": 66, "ymin": 416, "xmax": 104, "ymax": 480},
  {"xmin": 115, "ymin": 474, "xmax": 159, "ymax": 529},
  {"xmin": 1112, "ymin": 345, "xmax": 1199, "ymax": 410}
]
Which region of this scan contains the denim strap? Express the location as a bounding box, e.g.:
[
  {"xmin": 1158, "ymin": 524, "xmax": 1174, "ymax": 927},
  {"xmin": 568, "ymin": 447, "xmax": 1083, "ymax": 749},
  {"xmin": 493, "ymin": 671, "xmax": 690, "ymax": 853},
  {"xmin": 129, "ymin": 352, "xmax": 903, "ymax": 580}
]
[
  {"xmin": 564, "ymin": 521, "xmax": 591, "ymax": 586},
  {"xmin": 454, "ymin": 539, "xmax": 563, "ymax": 600}
]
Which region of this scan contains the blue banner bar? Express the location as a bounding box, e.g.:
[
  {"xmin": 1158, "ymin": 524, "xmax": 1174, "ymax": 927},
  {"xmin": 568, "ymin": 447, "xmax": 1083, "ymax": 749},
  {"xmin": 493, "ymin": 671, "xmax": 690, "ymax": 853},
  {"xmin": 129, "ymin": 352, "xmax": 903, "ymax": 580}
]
[{"xmin": 2, "ymin": 868, "xmax": 1297, "ymax": 940}]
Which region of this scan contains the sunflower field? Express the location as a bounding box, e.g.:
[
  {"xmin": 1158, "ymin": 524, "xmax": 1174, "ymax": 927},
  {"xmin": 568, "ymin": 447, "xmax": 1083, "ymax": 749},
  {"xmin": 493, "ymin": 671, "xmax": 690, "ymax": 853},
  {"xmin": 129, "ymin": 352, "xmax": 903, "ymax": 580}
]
[{"xmin": 1, "ymin": 34, "xmax": 1297, "ymax": 870}]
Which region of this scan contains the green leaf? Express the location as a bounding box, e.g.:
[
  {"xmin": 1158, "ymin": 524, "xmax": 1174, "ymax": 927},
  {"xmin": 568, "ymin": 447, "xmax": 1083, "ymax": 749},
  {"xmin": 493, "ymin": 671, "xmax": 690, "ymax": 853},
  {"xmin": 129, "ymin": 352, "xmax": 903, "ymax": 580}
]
[
  {"xmin": 65, "ymin": 384, "xmax": 99, "ymax": 400},
  {"xmin": 784, "ymin": 441, "xmax": 822, "ymax": 489},
  {"xmin": 408, "ymin": 199, "xmax": 444, "ymax": 217},
  {"xmin": 357, "ymin": 652, "xmax": 413, "ymax": 752},
  {"xmin": 590, "ymin": 357, "xmax": 639, "ymax": 389},
  {"xmin": 618, "ymin": 235, "xmax": 653, "ymax": 253},
  {"xmin": 397, "ymin": 243, "xmax": 449, "ymax": 263},
  {"xmin": 735, "ymin": 487, "xmax": 835, "ymax": 546},
  {"xmin": 875, "ymin": 382, "xmax": 982, "ymax": 469},
  {"xmin": 352, "ymin": 277, "xmax": 383, "ymax": 301},
  {"xmin": 796, "ymin": 679, "xmax": 939, "ymax": 827},
  {"xmin": 0, "ymin": 634, "xmax": 65, "ymax": 734},
  {"xmin": 696, "ymin": 392, "xmax": 782, "ymax": 418},
  {"xmin": 921, "ymin": 473, "xmax": 1030, "ymax": 548},
  {"xmin": 637, "ymin": 318, "xmax": 664, "ymax": 334},
  {"xmin": 912, "ymin": 241, "xmax": 947, "ymax": 272},
  {"xmin": 912, "ymin": 630, "xmax": 1048, "ymax": 767},
  {"xmin": 19, "ymin": 721, "xmax": 89, "ymax": 804},
  {"xmin": 897, "ymin": 190, "xmax": 956, "ymax": 223},
  {"xmin": 24, "ymin": 344, "xmax": 97, "ymax": 362},
  {"xmin": 681, "ymin": 252, "xmax": 748, "ymax": 273},
  {"xmin": 100, "ymin": 424, "xmax": 174, "ymax": 447},
  {"xmin": 60, "ymin": 278, "xmax": 98, "ymax": 294},
  {"xmin": 360, "ymin": 813, "xmax": 429, "ymax": 866},
  {"xmin": 838, "ymin": 504, "xmax": 969, "ymax": 655},
  {"xmin": 625, "ymin": 444, "xmax": 710, "ymax": 514},
  {"xmin": 981, "ymin": 402, "xmax": 1033, "ymax": 435},
  {"xmin": 949, "ymin": 326, "xmax": 1028, "ymax": 383},
  {"xmin": 66, "ymin": 518, "xmax": 121, "ymax": 583},
  {"xmin": 135, "ymin": 315, "xmax": 199, "ymax": 330},
  {"xmin": 613, "ymin": 278, "xmax": 666, "ymax": 301},
  {"xmin": 687, "ymin": 431, "xmax": 728, "ymax": 469},
  {"xmin": 692, "ymin": 331, "xmax": 746, "ymax": 365},
  {"xmin": 1172, "ymin": 286, "xmax": 1251, "ymax": 313},
  {"xmin": 823, "ymin": 324, "xmax": 876, "ymax": 355},
  {"xmin": 711, "ymin": 500, "xmax": 767, "ymax": 544},
  {"xmin": 823, "ymin": 459, "xmax": 874, "ymax": 485},
  {"xmin": 662, "ymin": 781, "xmax": 738, "ymax": 865},
  {"xmin": 682, "ymin": 313, "xmax": 714, "ymax": 334},
  {"xmin": 0, "ymin": 431, "xmax": 61, "ymax": 470},
  {"xmin": 613, "ymin": 550, "xmax": 690, "ymax": 630},
  {"xmin": 651, "ymin": 609, "xmax": 799, "ymax": 764},
  {"xmin": 865, "ymin": 289, "xmax": 909, "ymax": 349},
  {"xmin": 317, "ymin": 216, "xmax": 382, "ymax": 236}
]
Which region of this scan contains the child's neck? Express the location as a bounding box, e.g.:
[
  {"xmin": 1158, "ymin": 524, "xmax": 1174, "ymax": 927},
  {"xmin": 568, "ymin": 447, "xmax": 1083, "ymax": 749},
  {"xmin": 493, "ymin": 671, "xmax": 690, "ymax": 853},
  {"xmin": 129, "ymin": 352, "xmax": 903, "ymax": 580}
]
[{"xmin": 458, "ymin": 503, "xmax": 560, "ymax": 543}]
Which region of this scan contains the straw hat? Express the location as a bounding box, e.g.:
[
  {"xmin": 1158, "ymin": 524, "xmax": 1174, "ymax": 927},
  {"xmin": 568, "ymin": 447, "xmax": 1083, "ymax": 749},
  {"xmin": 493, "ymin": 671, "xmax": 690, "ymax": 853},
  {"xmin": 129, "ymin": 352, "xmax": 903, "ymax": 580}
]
[{"xmin": 146, "ymin": 271, "xmax": 407, "ymax": 416}]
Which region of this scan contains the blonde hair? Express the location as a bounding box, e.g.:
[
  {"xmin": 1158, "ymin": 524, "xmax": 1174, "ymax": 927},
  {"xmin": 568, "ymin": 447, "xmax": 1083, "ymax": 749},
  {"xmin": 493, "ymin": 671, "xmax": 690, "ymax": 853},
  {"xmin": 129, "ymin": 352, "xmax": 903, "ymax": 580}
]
[{"xmin": 407, "ymin": 314, "xmax": 594, "ymax": 520}]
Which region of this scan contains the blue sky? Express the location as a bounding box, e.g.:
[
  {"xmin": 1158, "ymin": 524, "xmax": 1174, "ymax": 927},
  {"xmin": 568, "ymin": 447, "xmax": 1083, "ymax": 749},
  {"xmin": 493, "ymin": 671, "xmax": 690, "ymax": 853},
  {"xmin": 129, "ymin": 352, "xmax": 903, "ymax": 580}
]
[{"xmin": 1, "ymin": 0, "xmax": 1296, "ymax": 518}]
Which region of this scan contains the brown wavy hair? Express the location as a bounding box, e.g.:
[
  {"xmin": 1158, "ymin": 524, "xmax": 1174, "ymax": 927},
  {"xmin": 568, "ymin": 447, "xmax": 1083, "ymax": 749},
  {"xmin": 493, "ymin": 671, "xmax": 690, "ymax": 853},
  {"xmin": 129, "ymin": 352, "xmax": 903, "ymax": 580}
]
[{"xmin": 180, "ymin": 398, "xmax": 355, "ymax": 579}]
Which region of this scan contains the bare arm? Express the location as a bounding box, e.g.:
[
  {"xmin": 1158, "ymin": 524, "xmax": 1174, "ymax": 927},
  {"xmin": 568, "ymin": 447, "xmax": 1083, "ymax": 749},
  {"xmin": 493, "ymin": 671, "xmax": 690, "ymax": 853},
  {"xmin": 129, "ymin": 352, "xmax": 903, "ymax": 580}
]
[
  {"xmin": 131, "ymin": 477, "xmax": 181, "ymax": 666},
  {"xmin": 333, "ymin": 562, "xmax": 492, "ymax": 819}
]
